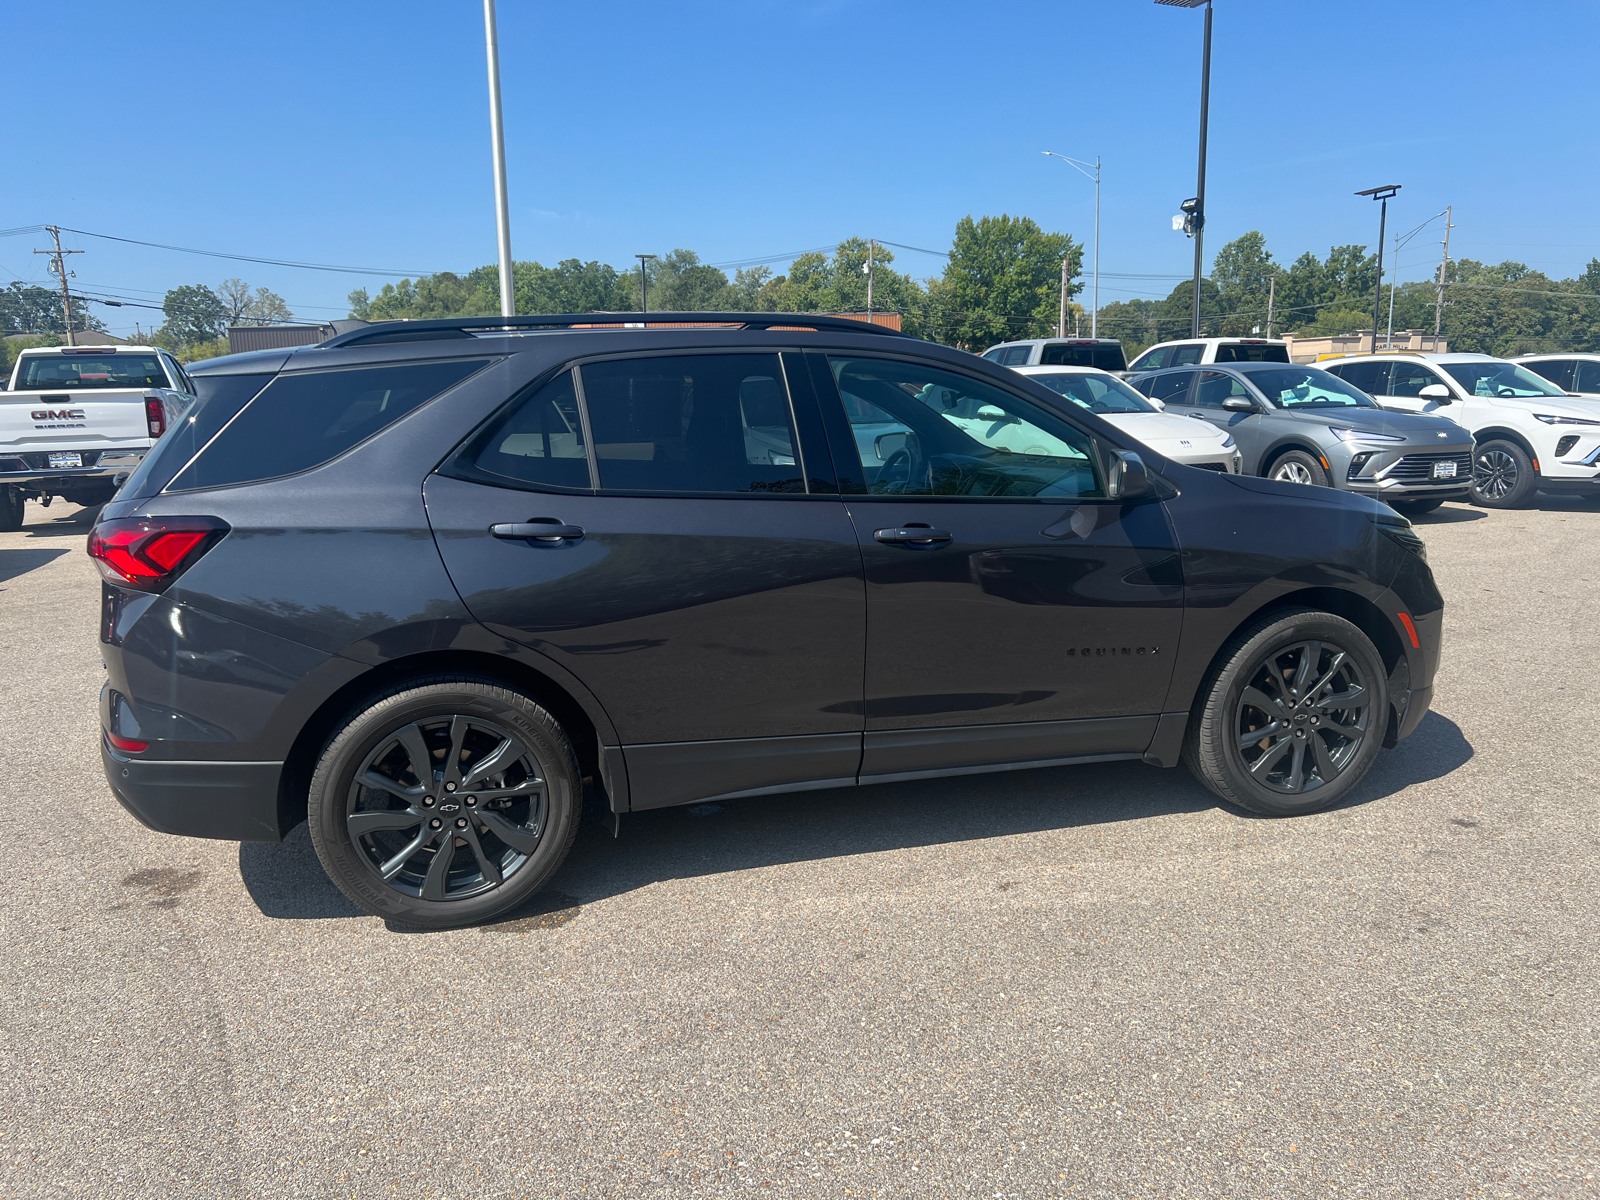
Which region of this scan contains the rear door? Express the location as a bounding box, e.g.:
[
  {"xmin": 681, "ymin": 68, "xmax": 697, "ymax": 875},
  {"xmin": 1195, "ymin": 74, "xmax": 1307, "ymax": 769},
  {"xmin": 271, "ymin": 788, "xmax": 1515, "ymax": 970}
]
[
  {"xmin": 807, "ymin": 352, "xmax": 1182, "ymax": 781},
  {"xmin": 425, "ymin": 351, "xmax": 866, "ymax": 811},
  {"xmin": 1376, "ymin": 360, "xmax": 1454, "ymax": 414}
]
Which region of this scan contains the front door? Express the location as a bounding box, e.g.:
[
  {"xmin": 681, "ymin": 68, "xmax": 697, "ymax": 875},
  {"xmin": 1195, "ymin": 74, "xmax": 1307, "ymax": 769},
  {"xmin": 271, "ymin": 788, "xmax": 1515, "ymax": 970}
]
[
  {"xmin": 809, "ymin": 353, "xmax": 1183, "ymax": 780},
  {"xmin": 426, "ymin": 353, "xmax": 866, "ymax": 810},
  {"xmin": 1182, "ymin": 370, "xmax": 1269, "ymax": 467}
]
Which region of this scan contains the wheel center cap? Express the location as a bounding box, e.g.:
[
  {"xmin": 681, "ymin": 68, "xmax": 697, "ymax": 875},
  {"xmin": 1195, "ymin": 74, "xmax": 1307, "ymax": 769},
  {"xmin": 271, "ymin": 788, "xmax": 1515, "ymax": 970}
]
[{"xmin": 439, "ymin": 801, "xmax": 460, "ymax": 813}]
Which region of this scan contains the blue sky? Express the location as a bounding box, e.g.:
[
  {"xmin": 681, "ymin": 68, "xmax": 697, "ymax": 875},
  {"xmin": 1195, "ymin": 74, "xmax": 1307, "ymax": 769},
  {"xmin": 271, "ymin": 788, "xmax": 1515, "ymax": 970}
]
[{"xmin": 6, "ymin": 0, "xmax": 1596, "ymax": 337}]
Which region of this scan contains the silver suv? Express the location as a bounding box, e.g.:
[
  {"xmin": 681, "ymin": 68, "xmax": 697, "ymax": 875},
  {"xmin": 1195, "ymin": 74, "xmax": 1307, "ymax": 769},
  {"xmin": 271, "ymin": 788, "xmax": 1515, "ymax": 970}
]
[{"xmin": 1129, "ymin": 362, "xmax": 1474, "ymax": 513}]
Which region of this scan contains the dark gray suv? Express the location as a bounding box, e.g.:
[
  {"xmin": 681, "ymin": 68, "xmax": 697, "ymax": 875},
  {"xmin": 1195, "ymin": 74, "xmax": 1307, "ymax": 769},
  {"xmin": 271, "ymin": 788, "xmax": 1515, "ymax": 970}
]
[
  {"xmin": 92, "ymin": 315, "xmax": 1444, "ymax": 928},
  {"xmin": 1129, "ymin": 363, "xmax": 1474, "ymax": 515}
]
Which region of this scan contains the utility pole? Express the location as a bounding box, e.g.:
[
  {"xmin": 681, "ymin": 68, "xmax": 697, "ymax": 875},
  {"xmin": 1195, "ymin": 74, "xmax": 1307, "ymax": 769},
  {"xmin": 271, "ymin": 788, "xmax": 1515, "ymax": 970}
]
[
  {"xmin": 1386, "ymin": 227, "xmax": 1400, "ymax": 350},
  {"xmin": 1435, "ymin": 204, "xmax": 1453, "ymax": 338},
  {"xmin": 635, "ymin": 254, "xmax": 656, "ymax": 315},
  {"xmin": 1191, "ymin": 1, "xmax": 1213, "ymax": 337},
  {"xmin": 866, "ymin": 239, "xmax": 875, "ymax": 322},
  {"xmin": 34, "ymin": 226, "xmax": 83, "ymax": 346},
  {"xmin": 483, "ymin": 0, "xmax": 515, "ymax": 318},
  {"xmin": 1265, "ymin": 272, "xmax": 1276, "ymax": 338},
  {"xmin": 1059, "ymin": 255, "xmax": 1071, "ymax": 338}
]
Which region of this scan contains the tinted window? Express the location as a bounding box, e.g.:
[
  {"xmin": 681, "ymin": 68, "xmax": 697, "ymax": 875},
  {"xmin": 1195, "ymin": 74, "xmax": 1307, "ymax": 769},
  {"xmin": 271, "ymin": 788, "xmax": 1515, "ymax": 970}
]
[
  {"xmin": 1441, "ymin": 361, "xmax": 1566, "ymax": 398},
  {"xmin": 999, "ymin": 346, "xmax": 1033, "ymax": 366},
  {"xmin": 981, "ymin": 348, "xmax": 1005, "ymax": 362},
  {"xmin": 580, "ymin": 354, "xmax": 804, "ymax": 494},
  {"xmin": 17, "ymin": 352, "xmax": 168, "ymax": 390},
  {"xmin": 1127, "ymin": 348, "xmax": 1168, "ymax": 373},
  {"xmin": 1388, "ymin": 361, "xmax": 1446, "ymax": 398},
  {"xmin": 118, "ymin": 373, "xmax": 274, "ymax": 500},
  {"xmin": 1030, "ymin": 372, "xmax": 1155, "ymax": 414},
  {"xmin": 1330, "ymin": 360, "xmax": 1391, "ymax": 396},
  {"xmin": 1576, "ymin": 361, "xmax": 1600, "ymax": 393},
  {"xmin": 458, "ymin": 370, "xmax": 590, "ymax": 491},
  {"xmin": 1039, "ymin": 343, "xmax": 1127, "ymax": 370},
  {"xmin": 1524, "ymin": 359, "xmax": 1576, "ymax": 390},
  {"xmin": 168, "ymin": 359, "xmax": 489, "ymax": 492},
  {"xmin": 1146, "ymin": 371, "xmax": 1196, "ymax": 404},
  {"xmin": 1213, "ymin": 343, "xmax": 1289, "ymax": 363},
  {"xmin": 1169, "ymin": 345, "xmax": 1204, "ymax": 367},
  {"xmin": 828, "ymin": 356, "xmax": 1102, "ymax": 499},
  {"xmin": 1194, "ymin": 371, "xmax": 1254, "ymax": 409}
]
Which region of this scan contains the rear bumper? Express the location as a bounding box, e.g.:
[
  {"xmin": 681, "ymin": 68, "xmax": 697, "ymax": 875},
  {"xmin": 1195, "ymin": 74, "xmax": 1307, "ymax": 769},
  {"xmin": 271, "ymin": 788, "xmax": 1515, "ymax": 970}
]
[
  {"xmin": 0, "ymin": 456, "xmax": 144, "ymax": 489},
  {"xmin": 101, "ymin": 737, "xmax": 285, "ymax": 842}
]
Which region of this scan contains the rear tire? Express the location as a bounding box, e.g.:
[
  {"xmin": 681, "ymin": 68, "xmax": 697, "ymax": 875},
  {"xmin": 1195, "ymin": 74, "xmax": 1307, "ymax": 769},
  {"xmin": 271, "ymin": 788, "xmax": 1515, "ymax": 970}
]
[
  {"xmin": 307, "ymin": 676, "xmax": 582, "ymax": 929},
  {"xmin": 1471, "ymin": 439, "xmax": 1536, "ymax": 509},
  {"xmin": 0, "ymin": 487, "xmax": 22, "ymax": 533},
  {"xmin": 1390, "ymin": 497, "xmax": 1444, "ymax": 516},
  {"xmin": 1268, "ymin": 449, "xmax": 1330, "ymax": 488},
  {"xmin": 1183, "ymin": 608, "xmax": 1388, "ymax": 817}
]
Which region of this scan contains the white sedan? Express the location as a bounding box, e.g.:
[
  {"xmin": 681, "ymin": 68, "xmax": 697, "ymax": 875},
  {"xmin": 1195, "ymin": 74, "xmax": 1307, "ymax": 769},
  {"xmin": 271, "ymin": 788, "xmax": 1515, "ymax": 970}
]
[{"xmin": 1013, "ymin": 365, "xmax": 1243, "ymax": 473}]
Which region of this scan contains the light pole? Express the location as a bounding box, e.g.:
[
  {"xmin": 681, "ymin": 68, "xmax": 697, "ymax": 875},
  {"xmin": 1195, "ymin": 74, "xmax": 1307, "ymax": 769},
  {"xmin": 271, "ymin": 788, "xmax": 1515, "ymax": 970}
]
[
  {"xmin": 1156, "ymin": 0, "xmax": 1212, "ymax": 337},
  {"xmin": 1042, "ymin": 151, "xmax": 1100, "ymax": 337},
  {"xmin": 1356, "ymin": 184, "xmax": 1401, "ymax": 354},
  {"xmin": 482, "ymin": 0, "xmax": 515, "ymax": 318},
  {"xmin": 635, "ymin": 254, "xmax": 656, "ymax": 315}
]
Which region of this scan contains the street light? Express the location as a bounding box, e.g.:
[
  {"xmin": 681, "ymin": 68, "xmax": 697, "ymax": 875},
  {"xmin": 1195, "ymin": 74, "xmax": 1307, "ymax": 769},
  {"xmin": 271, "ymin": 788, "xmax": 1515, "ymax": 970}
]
[
  {"xmin": 1042, "ymin": 151, "xmax": 1101, "ymax": 338},
  {"xmin": 1156, "ymin": 0, "xmax": 1212, "ymax": 337},
  {"xmin": 635, "ymin": 254, "xmax": 657, "ymax": 315},
  {"xmin": 1355, "ymin": 184, "xmax": 1401, "ymax": 354}
]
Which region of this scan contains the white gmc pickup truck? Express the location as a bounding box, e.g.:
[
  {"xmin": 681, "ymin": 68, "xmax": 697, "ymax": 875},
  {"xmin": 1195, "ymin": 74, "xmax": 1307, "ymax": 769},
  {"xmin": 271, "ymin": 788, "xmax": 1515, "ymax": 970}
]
[{"xmin": 0, "ymin": 344, "xmax": 196, "ymax": 530}]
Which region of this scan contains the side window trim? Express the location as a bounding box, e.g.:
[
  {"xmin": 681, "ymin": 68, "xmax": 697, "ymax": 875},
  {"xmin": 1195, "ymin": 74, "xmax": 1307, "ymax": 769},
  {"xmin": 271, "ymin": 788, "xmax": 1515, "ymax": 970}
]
[{"xmin": 566, "ymin": 365, "xmax": 603, "ymax": 490}]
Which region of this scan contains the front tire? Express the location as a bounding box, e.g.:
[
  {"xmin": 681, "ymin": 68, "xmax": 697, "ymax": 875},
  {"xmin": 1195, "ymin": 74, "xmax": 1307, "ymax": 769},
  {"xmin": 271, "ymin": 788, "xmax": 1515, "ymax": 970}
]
[
  {"xmin": 1471, "ymin": 439, "xmax": 1535, "ymax": 508},
  {"xmin": 1268, "ymin": 449, "xmax": 1330, "ymax": 488},
  {"xmin": 308, "ymin": 677, "xmax": 581, "ymax": 929},
  {"xmin": 0, "ymin": 487, "xmax": 23, "ymax": 533},
  {"xmin": 1183, "ymin": 609, "xmax": 1388, "ymax": 817}
]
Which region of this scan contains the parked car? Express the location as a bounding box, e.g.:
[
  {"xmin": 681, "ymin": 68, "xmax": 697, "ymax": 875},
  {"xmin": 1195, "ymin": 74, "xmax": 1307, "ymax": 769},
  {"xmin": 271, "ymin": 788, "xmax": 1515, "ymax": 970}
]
[
  {"xmin": 1322, "ymin": 352, "xmax": 1600, "ymax": 508},
  {"xmin": 0, "ymin": 344, "xmax": 196, "ymax": 530},
  {"xmin": 1127, "ymin": 362, "xmax": 1474, "ymax": 514},
  {"xmin": 979, "ymin": 337, "xmax": 1126, "ymax": 371},
  {"xmin": 1125, "ymin": 337, "xmax": 1290, "ymax": 375},
  {"xmin": 1511, "ymin": 353, "xmax": 1600, "ymax": 396},
  {"xmin": 1012, "ymin": 364, "xmax": 1241, "ymax": 473},
  {"xmin": 94, "ymin": 313, "xmax": 1442, "ymax": 929}
]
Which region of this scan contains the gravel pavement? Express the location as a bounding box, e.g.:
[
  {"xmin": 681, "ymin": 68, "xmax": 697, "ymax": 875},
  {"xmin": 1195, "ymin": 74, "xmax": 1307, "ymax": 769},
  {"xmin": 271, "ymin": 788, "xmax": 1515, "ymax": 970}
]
[{"xmin": 1, "ymin": 495, "xmax": 1596, "ymax": 1200}]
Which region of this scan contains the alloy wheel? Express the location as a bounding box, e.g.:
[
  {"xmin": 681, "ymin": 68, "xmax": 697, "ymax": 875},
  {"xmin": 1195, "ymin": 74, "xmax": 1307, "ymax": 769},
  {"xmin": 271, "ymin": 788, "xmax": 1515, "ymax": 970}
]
[
  {"xmin": 1272, "ymin": 460, "xmax": 1314, "ymax": 485},
  {"xmin": 1234, "ymin": 639, "xmax": 1370, "ymax": 794},
  {"xmin": 346, "ymin": 714, "xmax": 548, "ymax": 901},
  {"xmin": 1473, "ymin": 449, "xmax": 1518, "ymax": 500}
]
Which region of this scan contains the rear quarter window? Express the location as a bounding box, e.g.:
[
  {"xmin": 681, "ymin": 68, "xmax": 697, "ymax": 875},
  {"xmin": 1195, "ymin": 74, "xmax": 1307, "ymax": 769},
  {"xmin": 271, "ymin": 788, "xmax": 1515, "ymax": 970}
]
[
  {"xmin": 1214, "ymin": 344, "xmax": 1289, "ymax": 363},
  {"xmin": 116, "ymin": 372, "xmax": 275, "ymax": 500},
  {"xmin": 166, "ymin": 359, "xmax": 490, "ymax": 492}
]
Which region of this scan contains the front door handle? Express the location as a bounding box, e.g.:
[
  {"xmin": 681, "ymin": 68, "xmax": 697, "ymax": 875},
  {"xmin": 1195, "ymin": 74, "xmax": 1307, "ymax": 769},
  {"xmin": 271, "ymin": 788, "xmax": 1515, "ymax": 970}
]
[
  {"xmin": 873, "ymin": 525, "xmax": 951, "ymax": 545},
  {"xmin": 490, "ymin": 521, "xmax": 585, "ymax": 542}
]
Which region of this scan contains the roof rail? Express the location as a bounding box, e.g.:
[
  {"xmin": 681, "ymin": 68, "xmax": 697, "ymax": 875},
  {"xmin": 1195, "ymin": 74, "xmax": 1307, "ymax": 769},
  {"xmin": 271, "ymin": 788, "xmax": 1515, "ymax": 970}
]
[{"xmin": 318, "ymin": 312, "xmax": 913, "ymax": 349}]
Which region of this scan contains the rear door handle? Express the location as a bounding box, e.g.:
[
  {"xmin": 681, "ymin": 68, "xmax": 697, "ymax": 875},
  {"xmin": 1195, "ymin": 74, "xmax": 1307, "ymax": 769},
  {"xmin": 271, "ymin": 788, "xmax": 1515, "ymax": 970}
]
[
  {"xmin": 873, "ymin": 525, "xmax": 951, "ymax": 545},
  {"xmin": 490, "ymin": 521, "xmax": 585, "ymax": 542}
]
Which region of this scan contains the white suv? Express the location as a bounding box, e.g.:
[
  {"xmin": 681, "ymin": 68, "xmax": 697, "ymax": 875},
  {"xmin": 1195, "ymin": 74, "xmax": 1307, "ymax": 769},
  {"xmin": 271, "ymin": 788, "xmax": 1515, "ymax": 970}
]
[
  {"xmin": 1512, "ymin": 353, "xmax": 1600, "ymax": 397},
  {"xmin": 1125, "ymin": 337, "xmax": 1290, "ymax": 374},
  {"xmin": 1322, "ymin": 352, "xmax": 1600, "ymax": 507},
  {"xmin": 979, "ymin": 338, "xmax": 1125, "ymax": 371}
]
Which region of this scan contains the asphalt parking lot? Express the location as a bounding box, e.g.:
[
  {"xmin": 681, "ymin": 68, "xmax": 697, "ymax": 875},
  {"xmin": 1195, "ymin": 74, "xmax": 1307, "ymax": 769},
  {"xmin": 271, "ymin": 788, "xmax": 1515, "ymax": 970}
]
[{"xmin": 2, "ymin": 495, "xmax": 1596, "ymax": 1200}]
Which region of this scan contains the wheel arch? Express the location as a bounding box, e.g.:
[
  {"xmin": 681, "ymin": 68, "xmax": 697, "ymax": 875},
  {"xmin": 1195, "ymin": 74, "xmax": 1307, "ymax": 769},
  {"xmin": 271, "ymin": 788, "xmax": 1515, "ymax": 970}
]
[
  {"xmin": 276, "ymin": 649, "xmax": 608, "ymax": 836},
  {"xmin": 1472, "ymin": 427, "xmax": 1540, "ymax": 469},
  {"xmin": 1255, "ymin": 440, "xmax": 1327, "ymax": 478}
]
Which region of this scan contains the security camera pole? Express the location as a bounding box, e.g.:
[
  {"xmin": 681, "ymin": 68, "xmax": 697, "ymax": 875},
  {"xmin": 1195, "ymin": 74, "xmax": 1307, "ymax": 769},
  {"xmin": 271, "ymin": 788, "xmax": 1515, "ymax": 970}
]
[
  {"xmin": 1156, "ymin": 0, "xmax": 1212, "ymax": 337},
  {"xmin": 636, "ymin": 255, "xmax": 657, "ymax": 315},
  {"xmin": 483, "ymin": 0, "xmax": 515, "ymax": 318},
  {"xmin": 1356, "ymin": 184, "xmax": 1401, "ymax": 354}
]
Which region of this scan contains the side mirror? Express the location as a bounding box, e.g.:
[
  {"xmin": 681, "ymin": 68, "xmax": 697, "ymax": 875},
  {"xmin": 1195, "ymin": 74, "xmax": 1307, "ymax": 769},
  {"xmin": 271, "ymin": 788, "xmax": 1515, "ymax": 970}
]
[
  {"xmin": 1222, "ymin": 396, "xmax": 1255, "ymax": 411},
  {"xmin": 1147, "ymin": 396, "xmax": 1166, "ymax": 410},
  {"xmin": 875, "ymin": 431, "xmax": 908, "ymax": 460},
  {"xmin": 1108, "ymin": 450, "xmax": 1152, "ymax": 501},
  {"xmin": 1418, "ymin": 383, "xmax": 1452, "ymax": 401}
]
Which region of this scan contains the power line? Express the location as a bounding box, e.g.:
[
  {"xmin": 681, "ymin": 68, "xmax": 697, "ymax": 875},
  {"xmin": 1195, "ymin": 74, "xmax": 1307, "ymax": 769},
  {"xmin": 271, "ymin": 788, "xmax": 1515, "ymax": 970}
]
[{"xmin": 54, "ymin": 226, "xmax": 439, "ymax": 277}]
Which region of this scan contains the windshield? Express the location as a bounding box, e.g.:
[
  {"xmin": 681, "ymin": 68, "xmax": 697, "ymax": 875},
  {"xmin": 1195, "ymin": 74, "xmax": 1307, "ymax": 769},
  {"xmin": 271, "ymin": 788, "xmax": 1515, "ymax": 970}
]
[
  {"xmin": 1028, "ymin": 371, "xmax": 1156, "ymax": 414},
  {"xmin": 17, "ymin": 353, "xmax": 170, "ymax": 390},
  {"xmin": 1250, "ymin": 367, "xmax": 1378, "ymax": 409},
  {"xmin": 1441, "ymin": 361, "xmax": 1568, "ymax": 398}
]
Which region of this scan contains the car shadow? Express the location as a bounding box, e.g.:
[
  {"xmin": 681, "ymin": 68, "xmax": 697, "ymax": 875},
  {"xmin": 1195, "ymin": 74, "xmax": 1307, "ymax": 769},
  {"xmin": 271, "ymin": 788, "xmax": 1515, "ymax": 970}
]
[
  {"xmin": 239, "ymin": 710, "xmax": 1474, "ymax": 928},
  {"xmin": 0, "ymin": 546, "xmax": 69, "ymax": 584},
  {"xmin": 1411, "ymin": 504, "xmax": 1485, "ymax": 525}
]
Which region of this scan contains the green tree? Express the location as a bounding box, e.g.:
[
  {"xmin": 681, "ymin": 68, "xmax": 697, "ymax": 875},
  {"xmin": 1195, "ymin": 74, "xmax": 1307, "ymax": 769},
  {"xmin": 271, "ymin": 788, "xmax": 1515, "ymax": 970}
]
[
  {"xmin": 1209, "ymin": 232, "xmax": 1275, "ymax": 335},
  {"xmin": 1156, "ymin": 278, "xmax": 1223, "ymax": 340},
  {"xmin": 159, "ymin": 284, "xmax": 228, "ymax": 346},
  {"xmin": 938, "ymin": 215, "xmax": 1080, "ymax": 349},
  {"xmin": 217, "ymin": 278, "xmax": 294, "ymax": 326},
  {"xmin": 0, "ymin": 281, "xmax": 102, "ymax": 335}
]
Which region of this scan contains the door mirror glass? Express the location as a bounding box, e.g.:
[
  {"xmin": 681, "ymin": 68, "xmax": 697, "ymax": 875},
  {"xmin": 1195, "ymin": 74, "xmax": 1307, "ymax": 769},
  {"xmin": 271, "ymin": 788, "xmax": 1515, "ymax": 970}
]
[
  {"xmin": 1222, "ymin": 396, "xmax": 1255, "ymax": 411},
  {"xmin": 1108, "ymin": 450, "xmax": 1151, "ymax": 500},
  {"xmin": 1418, "ymin": 383, "xmax": 1452, "ymax": 401},
  {"xmin": 875, "ymin": 431, "xmax": 908, "ymax": 460}
]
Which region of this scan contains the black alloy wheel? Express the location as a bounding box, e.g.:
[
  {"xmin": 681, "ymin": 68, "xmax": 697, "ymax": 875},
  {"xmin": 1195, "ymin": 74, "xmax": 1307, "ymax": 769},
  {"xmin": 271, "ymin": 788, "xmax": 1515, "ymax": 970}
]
[
  {"xmin": 1184, "ymin": 609, "xmax": 1388, "ymax": 816},
  {"xmin": 309, "ymin": 678, "xmax": 580, "ymax": 928},
  {"xmin": 1471, "ymin": 439, "xmax": 1535, "ymax": 509}
]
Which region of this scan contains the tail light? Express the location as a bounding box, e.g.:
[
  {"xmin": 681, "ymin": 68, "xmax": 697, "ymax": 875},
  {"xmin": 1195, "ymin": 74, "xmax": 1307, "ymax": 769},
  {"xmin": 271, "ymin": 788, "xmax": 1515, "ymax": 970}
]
[
  {"xmin": 146, "ymin": 397, "xmax": 166, "ymax": 438},
  {"xmin": 87, "ymin": 516, "xmax": 229, "ymax": 593}
]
